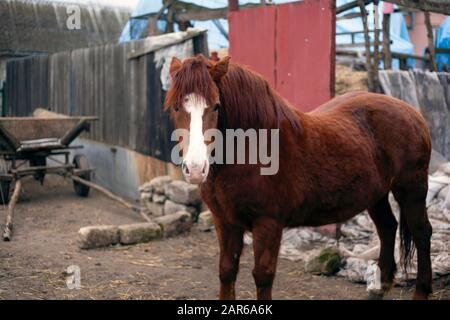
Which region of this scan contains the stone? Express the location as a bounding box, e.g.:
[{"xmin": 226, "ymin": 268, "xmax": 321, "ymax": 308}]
[
  {"xmin": 200, "ymin": 201, "xmax": 210, "ymax": 213},
  {"xmin": 154, "ymin": 211, "xmax": 192, "ymax": 238},
  {"xmin": 304, "ymin": 247, "xmax": 342, "ymax": 276},
  {"xmin": 152, "ymin": 175, "xmax": 172, "ymax": 195},
  {"xmin": 337, "ymin": 257, "xmax": 368, "ymax": 283},
  {"xmin": 146, "ymin": 202, "xmax": 164, "ymax": 217},
  {"xmin": 140, "ymin": 176, "xmax": 171, "ymax": 195},
  {"xmin": 197, "ymin": 210, "xmax": 214, "ymax": 231},
  {"xmin": 152, "ymin": 193, "xmax": 166, "ymax": 204},
  {"xmin": 165, "ymin": 180, "xmax": 201, "ymax": 205},
  {"xmin": 119, "ymin": 222, "xmax": 162, "ymax": 245},
  {"xmin": 139, "ymin": 182, "xmax": 153, "ymax": 193},
  {"xmin": 164, "ymin": 199, "xmax": 197, "ymax": 217},
  {"xmin": 78, "ymin": 225, "xmax": 119, "ymax": 249},
  {"xmin": 140, "ymin": 191, "xmax": 152, "ymax": 207},
  {"xmin": 429, "ymin": 150, "xmax": 448, "ymax": 174},
  {"xmin": 438, "ymin": 185, "xmax": 449, "ymax": 201}
]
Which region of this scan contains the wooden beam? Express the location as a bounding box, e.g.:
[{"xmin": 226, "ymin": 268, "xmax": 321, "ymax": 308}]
[
  {"xmin": 372, "ymin": 1, "xmax": 380, "ymax": 91},
  {"xmin": 3, "ymin": 180, "xmax": 21, "ymax": 241},
  {"xmin": 384, "ymin": 0, "xmax": 450, "ymax": 15},
  {"xmin": 71, "ymin": 175, "xmax": 152, "ymax": 223},
  {"xmin": 337, "ymin": 0, "xmax": 371, "ymax": 14},
  {"xmin": 382, "ymin": 13, "xmax": 392, "ymax": 69},
  {"xmin": 176, "ymin": 7, "xmax": 228, "ymax": 21},
  {"xmin": 229, "ymin": 0, "xmax": 238, "ymax": 12},
  {"xmin": 424, "ymin": 11, "xmax": 438, "ymax": 71},
  {"xmin": 358, "ymin": 0, "xmax": 375, "ymax": 92},
  {"xmin": 175, "ymin": 3, "xmax": 259, "ymax": 22},
  {"xmin": 337, "ymin": 12, "xmax": 363, "ymax": 20}
]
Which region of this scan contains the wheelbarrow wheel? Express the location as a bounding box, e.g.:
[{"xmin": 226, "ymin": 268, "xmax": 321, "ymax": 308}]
[
  {"xmin": 0, "ymin": 158, "xmax": 11, "ymax": 204},
  {"xmin": 73, "ymin": 154, "xmax": 90, "ymax": 197}
]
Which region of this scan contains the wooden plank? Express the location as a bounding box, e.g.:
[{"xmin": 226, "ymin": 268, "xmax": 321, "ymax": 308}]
[
  {"xmin": 135, "ymin": 52, "xmax": 147, "ymax": 153},
  {"xmin": 128, "ymin": 41, "xmax": 139, "ymax": 151},
  {"xmin": 372, "ymin": 2, "xmax": 380, "ymax": 91},
  {"xmin": 384, "ymin": 0, "xmax": 450, "ymax": 15},
  {"xmin": 337, "ymin": 0, "xmax": 371, "ymax": 14},
  {"xmin": 424, "ymin": 11, "xmax": 437, "ymax": 72},
  {"xmin": 359, "ymin": 0, "xmax": 375, "ymax": 92},
  {"xmin": 382, "ymin": 13, "xmax": 392, "ymax": 70}
]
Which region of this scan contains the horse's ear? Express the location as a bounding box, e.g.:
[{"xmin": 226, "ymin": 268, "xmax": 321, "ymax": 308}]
[
  {"xmin": 210, "ymin": 56, "xmax": 230, "ymax": 82},
  {"xmin": 170, "ymin": 57, "xmax": 182, "ymax": 78}
]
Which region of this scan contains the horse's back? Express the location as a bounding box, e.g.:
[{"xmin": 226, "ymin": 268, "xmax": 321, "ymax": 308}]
[{"xmin": 312, "ymin": 91, "xmax": 432, "ymax": 177}]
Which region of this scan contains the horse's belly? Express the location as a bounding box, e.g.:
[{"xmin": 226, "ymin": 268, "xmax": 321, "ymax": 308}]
[
  {"xmin": 286, "ymin": 182, "xmax": 388, "ymax": 227},
  {"xmin": 286, "ymin": 206, "xmax": 364, "ymax": 227}
]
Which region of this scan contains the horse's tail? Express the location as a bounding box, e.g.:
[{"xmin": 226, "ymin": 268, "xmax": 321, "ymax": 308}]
[{"xmin": 399, "ymin": 211, "xmax": 414, "ymax": 273}]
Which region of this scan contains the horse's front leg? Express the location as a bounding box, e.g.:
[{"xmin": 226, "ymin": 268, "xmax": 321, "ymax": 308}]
[
  {"xmin": 214, "ymin": 216, "xmax": 245, "ymax": 300},
  {"xmin": 252, "ymin": 217, "xmax": 283, "ymax": 300}
]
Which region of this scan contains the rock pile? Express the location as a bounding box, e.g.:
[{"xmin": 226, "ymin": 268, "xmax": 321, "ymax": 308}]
[
  {"xmin": 78, "ymin": 176, "xmax": 214, "ymax": 249},
  {"xmin": 139, "ymin": 176, "xmax": 204, "ymax": 220}
]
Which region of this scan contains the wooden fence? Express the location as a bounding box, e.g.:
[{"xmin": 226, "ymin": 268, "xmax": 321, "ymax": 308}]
[{"xmin": 5, "ymin": 32, "xmax": 208, "ymax": 162}]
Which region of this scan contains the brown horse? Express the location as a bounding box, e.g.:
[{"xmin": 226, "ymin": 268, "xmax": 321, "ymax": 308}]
[{"xmin": 165, "ymin": 55, "xmax": 433, "ymax": 300}]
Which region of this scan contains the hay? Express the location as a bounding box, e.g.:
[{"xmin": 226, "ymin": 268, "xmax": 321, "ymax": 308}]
[{"xmin": 335, "ymin": 64, "xmax": 368, "ymax": 95}]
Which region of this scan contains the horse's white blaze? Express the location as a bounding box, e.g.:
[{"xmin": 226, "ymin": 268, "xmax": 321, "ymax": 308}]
[{"xmin": 183, "ymin": 93, "xmax": 208, "ymax": 168}]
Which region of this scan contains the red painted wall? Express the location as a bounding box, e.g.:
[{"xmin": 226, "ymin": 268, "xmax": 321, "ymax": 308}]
[{"xmin": 229, "ymin": 0, "xmax": 336, "ymax": 112}]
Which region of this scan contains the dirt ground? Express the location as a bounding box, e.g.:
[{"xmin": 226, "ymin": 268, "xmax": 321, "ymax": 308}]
[{"xmin": 0, "ymin": 176, "xmax": 449, "ymax": 300}]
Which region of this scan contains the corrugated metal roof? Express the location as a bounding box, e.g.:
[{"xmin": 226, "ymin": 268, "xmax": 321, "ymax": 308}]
[{"xmin": 0, "ymin": 0, "xmax": 131, "ymax": 56}]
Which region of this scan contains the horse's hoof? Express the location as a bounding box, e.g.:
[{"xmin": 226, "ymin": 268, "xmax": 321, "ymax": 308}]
[
  {"xmin": 367, "ymin": 291, "xmax": 385, "ymax": 300},
  {"xmin": 412, "ymin": 292, "xmax": 429, "ymax": 300}
]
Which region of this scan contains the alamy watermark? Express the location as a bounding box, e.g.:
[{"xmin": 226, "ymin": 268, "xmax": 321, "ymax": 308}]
[
  {"xmin": 66, "ymin": 5, "xmax": 81, "ymax": 30},
  {"xmin": 171, "ymin": 128, "xmax": 280, "ymax": 176},
  {"xmin": 66, "ymin": 265, "xmax": 81, "ymax": 290}
]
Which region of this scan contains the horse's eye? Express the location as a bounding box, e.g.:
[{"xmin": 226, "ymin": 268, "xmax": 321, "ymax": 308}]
[
  {"xmin": 213, "ymin": 104, "xmax": 220, "ymax": 112},
  {"xmin": 174, "ymin": 106, "xmax": 179, "ymax": 112}
]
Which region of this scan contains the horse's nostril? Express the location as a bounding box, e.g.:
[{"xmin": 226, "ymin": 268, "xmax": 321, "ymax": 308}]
[
  {"xmin": 182, "ymin": 161, "xmax": 189, "ymax": 174},
  {"xmin": 202, "ymin": 162, "xmax": 207, "ymax": 175}
]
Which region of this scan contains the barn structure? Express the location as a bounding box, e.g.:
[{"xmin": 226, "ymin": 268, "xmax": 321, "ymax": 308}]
[{"xmin": 0, "ymin": 0, "xmax": 131, "ymax": 115}]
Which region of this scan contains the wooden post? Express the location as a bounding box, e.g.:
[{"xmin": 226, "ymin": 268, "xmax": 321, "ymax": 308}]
[
  {"xmin": 424, "ymin": 11, "xmax": 437, "ymax": 71},
  {"xmin": 146, "ymin": 16, "xmax": 161, "ymax": 36},
  {"xmin": 229, "ymin": 0, "xmax": 239, "ymax": 12},
  {"xmin": 3, "ymin": 180, "xmax": 22, "ymax": 241},
  {"xmin": 382, "ymin": 13, "xmax": 392, "ymax": 69},
  {"xmin": 71, "ymin": 175, "xmax": 152, "ymax": 223},
  {"xmin": 166, "ymin": 6, "xmax": 175, "ymax": 33},
  {"xmin": 373, "ymin": 1, "xmax": 380, "ymax": 91},
  {"xmin": 358, "ymin": 0, "xmax": 375, "ymax": 92}
]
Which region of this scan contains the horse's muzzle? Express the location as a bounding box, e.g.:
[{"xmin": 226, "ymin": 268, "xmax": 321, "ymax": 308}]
[{"xmin": 182, "ymin": 159, "xmax": 209, "ymax": 184}]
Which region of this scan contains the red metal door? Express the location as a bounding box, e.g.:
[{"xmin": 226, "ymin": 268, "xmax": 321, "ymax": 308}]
[
  {"xmin": 228, "ymin": 0, "xmax": 335, "ymax": 112},
  {"xmin": 228, "ymin": 6, "xmax": 277, "ymax": 87},
  {"xmin": 276, "ymin": 0, "xmax": 335, "ymax": 111}
]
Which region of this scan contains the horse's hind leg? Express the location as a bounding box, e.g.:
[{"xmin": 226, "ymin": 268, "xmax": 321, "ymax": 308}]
[
  {"xmin": 392, "ymin": 181, "xmax": 433, "ymax": 300},
  {"xmin": 367, "ymin": 193, "xmax": 398, "ymax": 299}
]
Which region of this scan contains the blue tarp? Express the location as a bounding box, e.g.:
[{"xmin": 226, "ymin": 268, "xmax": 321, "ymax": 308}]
[
  {"xmin": 119, "ymin": 0, "xmax": 297, "ymax": 48},
  {"xmin": 119, "ymin": 0, "xmax": 418, "ymax": 69},
  {"xmin": 436, "ymin": 17, "xmax": 450, "ymax": 71},
  {"xmin": 336, "ymin": 0, "xmax": 415, "ymax": 69}
]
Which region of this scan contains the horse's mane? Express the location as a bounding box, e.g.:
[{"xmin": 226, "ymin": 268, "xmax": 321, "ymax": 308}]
[
  {"xmin": 165, "ymin": 56, "xmax": 219, "ymax": 110},
  {"xmin": 165, "ymin": 55, "xmax": 301, "ymax": 132},
  {"xmin": 218, "ymin": 63, "xmax": 301, "ymax": 132}
]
